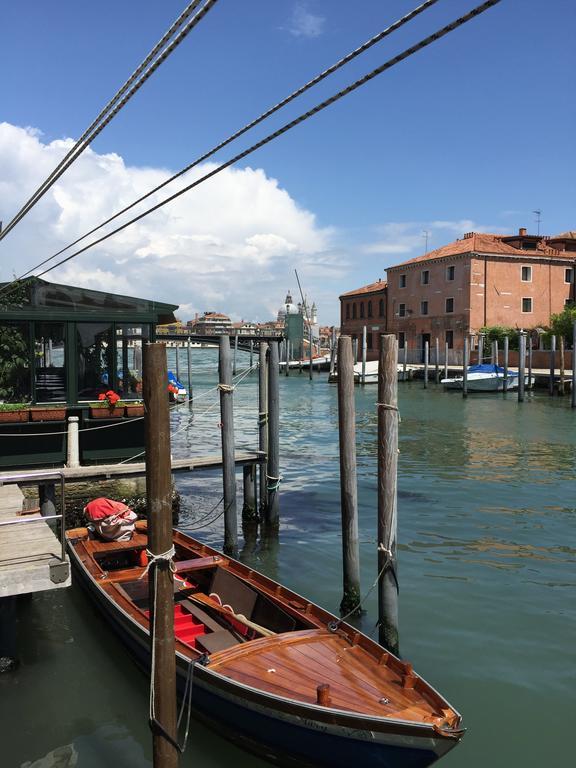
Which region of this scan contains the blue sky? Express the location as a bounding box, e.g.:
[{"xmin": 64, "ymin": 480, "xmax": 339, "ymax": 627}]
[{"xmin": 0, "ymin": 1, "xmax": 574, "ymax": 324}]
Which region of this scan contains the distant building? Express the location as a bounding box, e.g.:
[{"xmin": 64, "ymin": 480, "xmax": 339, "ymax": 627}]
[
  {"xmin": 386, "ymin": 228, "xmax": 576, "ymax": 361},
  {"xmin": 188, "ymin": 311, "xmax": 232, "ymax": 335},
  {"xmin": 339, "ymin": 279, "xmax": 387, "ymax": 361}
]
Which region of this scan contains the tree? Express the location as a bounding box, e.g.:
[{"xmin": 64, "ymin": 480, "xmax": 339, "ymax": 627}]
[
  {"xmin": 479, "ymin": 326, "xmax": 520, "ymax": 350},
  {"xmin": 549, "ymin": 305, "xmax": 576, "ymax": 342}
]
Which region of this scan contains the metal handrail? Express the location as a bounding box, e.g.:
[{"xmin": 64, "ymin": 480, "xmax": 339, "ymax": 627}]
[{"xmin": 0, "ymin": 470, "xmax": 66, "ymax": 562}]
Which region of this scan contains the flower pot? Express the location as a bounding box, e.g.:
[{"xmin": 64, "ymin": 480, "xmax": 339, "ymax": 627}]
[
  {"xmin": 30, "ymin": 407, "xmax": 67, "ymax": 422},
  {"xmin": 0, "ymin": 409, "xmax": 29, "ymax": 423},
  {"xmin": 90, "ymin": 406, "xmax": 125, "ymax": 419},
  {"xmin": 124, "ymin": 405, "xmax": 145, "ymax": 418}
]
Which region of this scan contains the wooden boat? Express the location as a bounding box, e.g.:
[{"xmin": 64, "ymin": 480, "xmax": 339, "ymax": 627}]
[{"xmin": 66, "ymin": 521, "xmax": 464, "ymax": 767}]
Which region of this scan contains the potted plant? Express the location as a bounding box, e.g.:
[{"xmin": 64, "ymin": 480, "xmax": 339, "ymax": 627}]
[
  {"xmin": 89, "ymin": 390, "xmax": 124, "ymax": 419},
  {"xmin": 30, "ymin": 404, "xmax": 68, "ymax": 422},
  {"xmin": 124, "ymin": 401, "xmax": 145, "ymax": 418},
  {"xmin": 0, "ymin": 403, "xmax": 30, "ymax": 423}
]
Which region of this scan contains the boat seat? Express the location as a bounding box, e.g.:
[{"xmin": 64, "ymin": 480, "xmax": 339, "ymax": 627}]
[
  {"xmin": 195, "ymin": 629, "xmax": 240, "ymax": 654},
  {"xmin": 209, "ymin": 568, "xmax": 258, "ymax": 619},
  {"xmin": 179, "ymin": 599, "xmax": 224, "ymax": 634}
]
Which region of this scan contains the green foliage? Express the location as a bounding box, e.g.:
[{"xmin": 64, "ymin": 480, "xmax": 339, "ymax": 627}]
[
  {"xmin": 0, "ymin": 402, "xmax": 30, "ymax": 412},
  {"xmin": 0, "ymin": 322, "xmax": 30, "ymax": 401},
  {"xmin": 549, "ymin": 305, "xmax": 576, "ymax": 340},
  {"xmin": 479, "ymin": 326, "xmax": 520, "ymax": 351}
]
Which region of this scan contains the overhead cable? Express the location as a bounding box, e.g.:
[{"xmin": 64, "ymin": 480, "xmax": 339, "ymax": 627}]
[
  {"xmin": 0, "ymin": 0, "xmax": 218, "ymax": 244},
  {"xmin": 17, "ymin": 0, "xmax": 442, "ymax": 281},
  {"xmin": 0, "ymin": 0, "xmax": 501, "ymax": 299}
]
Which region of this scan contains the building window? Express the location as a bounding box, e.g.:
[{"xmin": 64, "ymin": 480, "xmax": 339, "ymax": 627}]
[
  {"xmin": 445, "ymin": 297, "xmax": 454, "ymax": 313},
  {"xmin": 446, "ymin": 330, "xmax": 454, "ymax": 349},
  {"xmin": 399, "ymin": 274, "xmax": 406, "ymax": 288},
  {"xmin": 446, "ymin": 265, "xmax": 455, "ymax": 281},
  {"xmin": 360, "ymin": 303, "xmax": 365, "ymax": 319},
  {"xmin": 367, "ymin": 300, "xmax": 373, "ymax": 318},
  {"xmin": 352, "ymin": 303, "xmax": 357, "ymax": 319},
  {"xmin": 421, "ymin": 270, "xmax": 430, "ymax": 285},
  {"xmin": 522, "ymin": 297, "xmax": 533, "ymax": 313},
  {"xmin": 367, "ymin": 332, "xmax": 373, "ymax": 350},
  {"xmin": 521, "ymin": 266, "xmax": 532, "ymax": 282},
  {"xmin": 420, "ymin": 300, "xmax": 428, "ymax": 315},
  {"xmin": 521, "ymin": 241, "xmax": 537, "ymax": 250},
  {"xmin": 565, "ymin": 268, "xmax": 574, "ymax": 284},
  {"xmin": 398, "ymin": 303, "xmax": 406, "ymax": 318},
  {"xmin": 379, "ymin": 298, "xmax": 384, "ymax": 317},
  {"xmin": 398, "ymin": 332, "xmax": 405, "ymax": 349},
  {"xmin": 345, "ymin": 304, "xmax": 350, "ymax": 320}
]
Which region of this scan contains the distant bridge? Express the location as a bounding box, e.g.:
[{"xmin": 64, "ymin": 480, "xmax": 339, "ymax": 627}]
[{"xmin": 156, "ymin": 331, "xmax": 285, "ymax": 351}]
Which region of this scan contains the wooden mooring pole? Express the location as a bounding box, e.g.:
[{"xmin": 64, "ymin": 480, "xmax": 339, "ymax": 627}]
[
  {"xmin": 242, "ymin": 464, "xmax": 257, "ymax": 522},
  {"xmin": 258, "ymin": 342, "xmax": 268, "ymax": 516},
  {"xmin": 266, "ymin": 341, "xmax": 280, "ymax": 528},
  {"xmin": 528, "ymin": 334, "xmax": 533, "ymax": 390},
  {"xmin": 560, "ymin": 336, "xmax": 566, "ymax": 395},
  {"xmin": 503, "ymin": 336, "xmax": 509, "ymax": 393},
  {"xmin": 353, "ymin": 337, "xmax": 358, "ymax": 365},
  {"xmin": 462, "ymin": 336, "xmax": 469, "ymax": 398},
  {"xmin": 309, "ymin": 325, "xmax": 314, "ymax": 381},
  {"xmin": 337, "ymin": 336, "xmax": 361, "ymax": 615},
  {"xmin": 518, "ymin": 331, "xmax": 526, "ymax": 403},
  {"xmin": 233, "ymin": 333, "xmax": 238, "ymax": 377},
  {"xmin": 175, "ymin": 345, "xmax": 180, "ymax": 381},
  {"xmin": 285, "ymin": 340, "xmax": 290, "ymax": 377},
  {"xmin": 249, "ymin": 339, "xmax": 254, "ymax": 370},
  {"xmin": 143, "ymin": 343, "xmax": 178, "ymax": 768},
  {"xmin": 423, "ymin": 340, "xmax": 429, "ymax": 389},
  {"xmin": 444, "ymin": 341, "xmax": 449, "ymax": 380},
  {"xmin": 361, "ymin": 326, "xmax": 367, "ymax": 386},
  {"xmin": 478, "ymin": 333, "xmax": 484, "ymax": 364},
  {"xmin": 219, "ymin": 335, "xmax": 237, "ymax": 554},
  {"xmin": 329, "ymin": 328, "xmax": 337, "ymax": 378},
  {"xmin": 377, "ymin": 335, "xmax": 399, "ymax": 655},
  {"xmin": 403, "ymin": 340, "xmax": 408, "ymax": 379},
  {"xmin": 187, "ymin": 337, "xmax": 193, "ymax": 406},
  {"xmin": 549, "ymin": 335, "xmax": 556, "ymax": 396},
  {"xmin": 435, "ymin": 337, "xmax": 440, "ymax": 384}
]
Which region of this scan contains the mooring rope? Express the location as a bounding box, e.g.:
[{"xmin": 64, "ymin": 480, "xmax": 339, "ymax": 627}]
[
  {"xmin": 266, "ymin": 474, "xmax": 282, "ymax": 492},
  {"xmin": 376, "ymin": 402, "xmax": 401, "ymax": 422}
]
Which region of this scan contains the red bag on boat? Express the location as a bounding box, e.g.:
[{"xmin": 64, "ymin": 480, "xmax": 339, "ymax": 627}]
[{"xmin": 84, "ymin": 497, "xmax": 137, "ymax": 541}]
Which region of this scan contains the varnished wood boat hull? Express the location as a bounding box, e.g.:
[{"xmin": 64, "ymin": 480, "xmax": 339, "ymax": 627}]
[{"xmin": 67, "ymin": 530, "xmax": 463, "ymax": 768}]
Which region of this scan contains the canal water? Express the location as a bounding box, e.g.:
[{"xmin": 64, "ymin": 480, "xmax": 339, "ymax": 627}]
[{"xmin": 1, "ymin": 348, "xmax": 574, "ymax": 767}]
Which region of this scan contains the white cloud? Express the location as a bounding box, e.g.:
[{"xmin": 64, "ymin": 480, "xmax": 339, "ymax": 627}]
[
  {"xmin": 0, "ymin": 122, "xmax": 337, "ymax": 322},
  {"xmin": 288, "ymin": 3, "xmax": 325, "ymax": 38}
]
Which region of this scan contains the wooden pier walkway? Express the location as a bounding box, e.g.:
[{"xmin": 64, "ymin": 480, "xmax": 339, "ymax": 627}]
[{"xmin": 0, "ymin": 485, "xmax": 71, "ymax": 598}]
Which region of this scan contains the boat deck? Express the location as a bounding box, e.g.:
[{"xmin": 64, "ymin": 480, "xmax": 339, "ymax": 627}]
[{"xmin": 0, "ymin": 485, "xmax": 71, "ymax": 597}]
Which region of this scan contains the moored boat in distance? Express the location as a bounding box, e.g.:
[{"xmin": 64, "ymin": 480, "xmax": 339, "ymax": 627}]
[
  {"xmin": 66, "ymin": 521, "xmax": 464, "ymax": 767},
  {"xmin": 329, "ymin": 360, "xmax": 416, "ymax": 384},
  {"xmin": 441, "ymin": 363, "xmax": 531, "ymax": 392},
  {"xmin": 168, "ymin": 370, "xmax": 187, "ymax": 402}
]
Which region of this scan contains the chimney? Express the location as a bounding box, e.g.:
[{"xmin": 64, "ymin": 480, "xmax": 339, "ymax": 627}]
[
  {"xmin": 463, "ymin": 232, "xmax": 474, "ymax": 239},
  {"xmin": 519, "ymin": 227, "xmax": 527, "ymax": 236}
]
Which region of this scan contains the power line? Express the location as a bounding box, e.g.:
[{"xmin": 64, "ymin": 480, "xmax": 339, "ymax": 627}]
[
  {"xmin": 0, "ymin": 0, "xmax": 219, "ymax": 243},
  {"xmin": 14, "ymin": 0, "xmax": 442, "ymax": 282},
  {"xmin": 0, "ymin": 0, "xmax": 501, "ymax": 301}
]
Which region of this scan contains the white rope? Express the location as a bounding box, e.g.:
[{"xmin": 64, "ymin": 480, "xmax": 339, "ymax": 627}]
[
  {"xmin": 138, "ymin": 545, "xmax": 176, "ymax": 580},
  {"xmin": 376, "ymin": 402, "xmax": 401, "ymax": 422}
]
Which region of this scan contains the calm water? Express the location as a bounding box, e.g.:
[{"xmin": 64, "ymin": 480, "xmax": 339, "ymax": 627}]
[{"xmin": 1, "ymin": 348, "xmax": 575, "ymax": 767}]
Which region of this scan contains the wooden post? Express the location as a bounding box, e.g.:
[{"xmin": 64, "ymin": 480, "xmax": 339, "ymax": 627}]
[
  {"xmin": 249, "ymin": 339, "xmax": 253, "ymax": 370},
  {"xmin": 285, "ymin": 339, "xmax": 290, "ymax": 377},
  {"xmin": 353, "ymin": 337, "xmax": 358, "ymax": 364},
  {"xmin": 423, "ymin": 340, "xmax": 429, "ymax": 389},
  {"xmin": 266, "ymin": 341, "xmax": 280, "ymax": 527},
  {"xmin": 337, "ymin": 336, "xmax": 361, "ymax": 615},
  {"xmin": 462, "ymin": 336, "xmax": 469, "ymax": 398},
  {"xmin": 494, "ymin": 340, "xmax": 499, "ymax": 366},
  {"xmin": 143, "ymin": 343, "xmax": 178, "ymax": 768},
  {"xmin": 258, "ymin": 342, "xmax": 268, "ymax": 515},
  {"xmin": 444, "ymin": 341, "xmax": 449, "ymax": 380},
  {"xmin": 361, "ymin": 326, "xmax": 367, "ymax": 386},
  {"xmin": 435, "ymin": 337, "xmax": 440, "ymax": 384},
  {"xmin": 242, "ymin": 464, "xmax": 257, "ymax": 522},
  {"xmin": 233, "ymin": 333, "xmax": 238, "ymax": 376},
  {"xmin": 560, "ymin": 336, "xmax": 566, "ymax": 395},
  {"xmin": 503, "ymin": 336, "xmax": 509, "ymax": 393},
  {"xmin": 572, "ymin": 322, "xmax": 576, "ymax": 408},
  {"xmin": 490, "ymin": 340, "xmax": 495, "ymax": 365},
  {"xmin": 549, "ymin": 335, "xmax": 556, "ymax": 396},
  {"xmin": 528, "ymin": 334, "xmax": 533, "ymax": 390},
  {"xmin": 403, "ymin": 340, "xmax": 408, "ymax": 379},
  {"xmin": 377, "ymin": 335, "xmax": 399, "ymax": 655},
  {"xmin": 518, "ymin": 331, "xmax": 526, "ymax": 403},
  {"xmin": 186, "ymin": 337, "xmax": 193, "ymax": 405},
  {"xmin": 478, "ymin": 333, "xmax": 484, "ymax": 364},
  {"xmin": 219, "ymin": 336, "xmax": 237, "ymax": 554},
  {"xmin": 309, "ymin": 324, "xmax": 313, "ymax": 380},
  {"xmin": 329, "ymin": 328, "xmax": 337, "ymax": 377}
]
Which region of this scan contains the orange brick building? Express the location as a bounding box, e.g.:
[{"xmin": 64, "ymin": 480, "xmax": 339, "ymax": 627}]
[
  {"xmin": 386, "ymin": 229, "xmax": 576, "ymax": 362},
  {"xmin": 339, "ymin": 279, "xmax": 387, "ymax": 361}
]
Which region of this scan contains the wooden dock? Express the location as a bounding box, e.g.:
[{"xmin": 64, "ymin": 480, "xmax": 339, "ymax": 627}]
[
  {"xmin": 0, "ymin": 451, "xmax": 264, "ymax": 487},
  {"xmin": 0, "ymin": 485, "xmax": 71, "ymax": 598}
]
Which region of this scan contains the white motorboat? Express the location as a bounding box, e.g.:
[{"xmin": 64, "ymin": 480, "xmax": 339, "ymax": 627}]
[
  {"xmin": 329, "ymin": 360, "xmax": 415, "ymax": 384},
  {"xmin": 441, "ymin": 364, "xmax": 529, "ymax": 392}
]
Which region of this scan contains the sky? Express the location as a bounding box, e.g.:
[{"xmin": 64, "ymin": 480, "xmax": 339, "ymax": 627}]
[{"xmin": 0, "ymin": 0, "xmax": 574, "ymax": 325}]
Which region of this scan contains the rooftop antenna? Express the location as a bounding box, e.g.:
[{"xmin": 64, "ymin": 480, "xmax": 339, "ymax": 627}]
[
  {"xmin": 533, "ymin": 209, "xmax": 542, "ymax": 236},
  {"xmin": 422, "ymin": 230, "xmax": 429, "ymax": 254}
]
